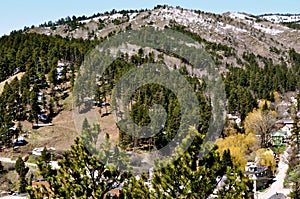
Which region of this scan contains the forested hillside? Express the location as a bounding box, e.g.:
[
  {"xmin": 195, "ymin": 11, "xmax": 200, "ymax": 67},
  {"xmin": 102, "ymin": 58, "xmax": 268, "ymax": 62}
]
[
  {"xmin": 0, "ymin": 5, "xmax": 300, "ymax": 199},
  {"xmin": 0, "ymin": 32, "xmax": 99, "ymax": 149}
]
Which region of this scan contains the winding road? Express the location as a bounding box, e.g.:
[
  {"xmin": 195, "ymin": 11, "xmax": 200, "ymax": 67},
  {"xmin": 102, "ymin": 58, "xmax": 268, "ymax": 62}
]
[{"xmin": 257, "ymin": 148, "xmax": 291, "ymax": 199}]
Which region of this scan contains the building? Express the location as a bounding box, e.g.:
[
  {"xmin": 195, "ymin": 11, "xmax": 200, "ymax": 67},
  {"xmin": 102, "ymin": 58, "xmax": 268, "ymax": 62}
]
[
  {"xmin": 275, "ymin": 119, "xmax": 294, "ymax": 128},
  {"xmin": 245, "ymin": 162, "xmax": 273, "ymax": 189},
  {"xmin": 271, "ymin": 131, "xmax": 286, "ymax": 146},
  {"xmin": 32, "ymin": 147, "xmax": 56, "ymax": 156},
  {"xmin": 105, "ymin": 188, "xmax": 121, "ymax": 198}
]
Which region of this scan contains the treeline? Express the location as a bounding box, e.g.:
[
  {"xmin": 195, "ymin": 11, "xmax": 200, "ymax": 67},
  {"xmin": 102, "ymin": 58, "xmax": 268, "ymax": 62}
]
[
  {"xmin": 282, "ymin": 22, "xmax": 300, "ymax": 30},
  {"xmin": 225, "ymin": 50, "xmax": 300, "ymax": 120},
  {"xmin": 169, "ymin": 24, "xmax": 300, "ymax": 121},
  {"xmin": 39, "ymin": 8, "xmax": 148, "ymax": 29},
  {"xmin": 170, "ymin": 24, "xmax": 236, "ymax": 62},
  {"xmin": 0, "ymin": 32, "xmax": 96, "ymax": 81}
]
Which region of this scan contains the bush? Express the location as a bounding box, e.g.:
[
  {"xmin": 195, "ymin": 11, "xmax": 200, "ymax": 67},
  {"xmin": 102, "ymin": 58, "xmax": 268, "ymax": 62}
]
[{"xmin": 0, "ymin": 161, "xmax": 3, "ymax": 173}]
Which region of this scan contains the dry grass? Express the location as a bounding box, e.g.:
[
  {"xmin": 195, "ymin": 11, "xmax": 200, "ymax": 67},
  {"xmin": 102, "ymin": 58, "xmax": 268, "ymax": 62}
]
[
  {"xmin": 98, "ymin": 108, "xmax": 119, "ymax": 144},
  {"xmin": 0, "ymin": 92, "xmax": 121, "ymax": 159},
  {"xmin": 26, "ymin": 109, "xmax": 78, "ymax": 153},
  {"xmin": 0, "ymin": 94, "xmax": 78, "ymax": 158},
  {"xmin": 0, "ymin": 169, "xmax": 18, "ymax": 192},
  {"xmin": 0, "ymin": 72, "xmax": 25, "ymax": 94}
]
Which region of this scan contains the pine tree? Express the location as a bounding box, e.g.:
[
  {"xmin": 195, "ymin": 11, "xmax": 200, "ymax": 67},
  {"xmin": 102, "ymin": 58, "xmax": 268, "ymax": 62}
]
[
  {"xmin": 297, "ymin": 92, "xmax": 300, "ymax": 112},
  {"xmin": 288, "ymin": 166, "xmax": 300, "ymax": 199},
  {"xmin": 121, "ymin": 174, "xmax": 152, "ymax": 199},
  {"xmin": 28, "ymin": 138, "xmax": 130, "ymax": 198},
  {"xmin": 29, "ymin": 88, "xmax": 40, "ymax": 123},
  {"xmin": 217, "ymin": 167, "xmax": 252, "ymax": 199},
  {"xmin": 292, "ymin": 116, "xmax": 300, "ymax": 151},
  {"xmin": 15, "ymin": 157, "xmax": 29, "ymax": 193},
  {"xmin": 0, "ymin": 161, "xmax": 4, "ymax": 174},
  {"xmin": 262, "ymin": 101, "xmax": 269, "ymax": 112},
  {"xmin": 287, "ymin": 144, "xmax": 300, "ymax": 199},
  {"xmin": 36, "ymin": 147, "xmax": 55, "ymax": 179}
]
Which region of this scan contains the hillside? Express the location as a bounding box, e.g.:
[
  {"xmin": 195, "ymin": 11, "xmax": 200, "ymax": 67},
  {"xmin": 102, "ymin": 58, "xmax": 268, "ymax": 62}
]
[
  {"xmin": 29, "ymin": 6, "xmax": 300, "ymax": 68},
  {"xmin": 261, "ymin": 13, "xmax": 300, "ymax": 23},
  {"xmin": 1, "ymin": 5, "xmax": 300, "ymax": 198},
  {"xmin": 0, "ymin": 4, "xmax": 298, "ymax": 151},
  {"xmin": 0, "ymin": 4, "xmax": 299, "ymax": 157},
  {"xmin": 0, "ymin": 72, "xmax": 24, "ymax": 94}
]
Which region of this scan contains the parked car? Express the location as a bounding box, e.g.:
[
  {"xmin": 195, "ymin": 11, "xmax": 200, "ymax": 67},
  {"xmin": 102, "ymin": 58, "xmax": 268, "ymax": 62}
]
[{"xmin": 38, "ymin": 114, "xmax": 48, "ymax": 122}]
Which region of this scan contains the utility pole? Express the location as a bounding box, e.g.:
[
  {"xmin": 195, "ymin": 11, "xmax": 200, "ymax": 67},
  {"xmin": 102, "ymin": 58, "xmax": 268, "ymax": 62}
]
[{"xmin": 250, "ymin": 174, "xmax": 258, "ymax": 199}]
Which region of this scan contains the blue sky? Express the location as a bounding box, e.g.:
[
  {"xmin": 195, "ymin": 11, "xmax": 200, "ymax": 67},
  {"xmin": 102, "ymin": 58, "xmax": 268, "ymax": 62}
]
[{"xmin": 1, "ymin": 0, "xmax": 299, "ymax": 36}]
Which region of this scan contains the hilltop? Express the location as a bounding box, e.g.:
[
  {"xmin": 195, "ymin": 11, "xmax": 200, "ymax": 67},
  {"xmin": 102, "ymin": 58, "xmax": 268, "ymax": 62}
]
[{"xmin": 28, "ymin": 5, "xmax": 300, "ymax": 68}]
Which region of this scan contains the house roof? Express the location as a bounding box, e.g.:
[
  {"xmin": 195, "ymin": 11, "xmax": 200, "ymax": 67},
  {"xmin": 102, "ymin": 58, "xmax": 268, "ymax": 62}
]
[
  {"xmin": 276, "ymin": 119, "xmax": 294, "ymax": 124},
  {"xmin": 268, "ymin": 193, "xmax": 286, "ymax": 199},
  {"xmin": 272, "ymin": 131, "xmax": 286, "ymax": 137}
]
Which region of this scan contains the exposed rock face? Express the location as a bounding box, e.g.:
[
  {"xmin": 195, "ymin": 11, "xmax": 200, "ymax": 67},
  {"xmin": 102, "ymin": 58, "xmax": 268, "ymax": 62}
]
[{"xmin": 28, "ymin": 6, "xmax": 300, "ymax": 69}]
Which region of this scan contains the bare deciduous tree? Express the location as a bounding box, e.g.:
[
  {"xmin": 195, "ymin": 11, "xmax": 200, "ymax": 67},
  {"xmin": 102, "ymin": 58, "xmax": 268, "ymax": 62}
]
[{"xmin": 244, "ymin": 109, "xmax": 276, "ymax": 148}]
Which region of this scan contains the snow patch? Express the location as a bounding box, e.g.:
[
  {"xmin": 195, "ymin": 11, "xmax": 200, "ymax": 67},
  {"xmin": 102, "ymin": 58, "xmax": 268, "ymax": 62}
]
[
  {"xmin": 109, "ymin": 13, "xmax": 123, "ymax": 20},
  {"xmin": 262, "ymin": 14, "xmax": 300, "ymax": 23},
  {"xmin": 228, "ymin": 12, "xmax": 256, "ymax": 21},
  {"xmin": 129, "ymin": 13, "xmax": 139, "ymax": 20},
  {"xmin": 252, "ymin": 23, "xmax": 283, "ymax": 35}
]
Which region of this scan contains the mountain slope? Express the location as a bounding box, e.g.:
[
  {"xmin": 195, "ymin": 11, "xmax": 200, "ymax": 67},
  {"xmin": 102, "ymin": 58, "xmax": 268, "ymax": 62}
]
[{"xmin": 29, "ymin": 6, "xmax": 300, "ymax": 69}]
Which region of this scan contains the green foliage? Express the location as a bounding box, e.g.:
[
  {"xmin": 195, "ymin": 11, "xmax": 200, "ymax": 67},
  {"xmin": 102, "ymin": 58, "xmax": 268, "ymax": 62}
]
[
  {"xmin": 15, "ymin": 157, "xmax": 29, "ymax": 193},
  {"xmin": 121, "ymin": 174, "xmax": 152, "ymax": 199},
  {"xmin": 282, "ymin": 22, "xmax": 300, "ymax": 30},
  {"xmin": 0, "ymin": 32, "xmax": 94, "ymax": 81},
  {"xmin": 98, "ymin": 22, "xmax": 106, "ymax": 30},
  {"xmin": 224, "ymin": 52, "xmax": 300, "ymax": 118},
  {"xmin": 170, "ymin": 25, "xmax": 235, "ymax": 61},
  {"xmin": 296, "ymin": 93, "xmax": 300, "ymax": 112},
  {"xmin": 36, "ymin": 148, "xmax": 55, "ymax": 179},
  {"xmin": 289, "ymin": 166, "xmax": 300, "ymax": 199},
  {"xmin": 113, "ymin": 19, "xmax": 122, "ymax": 25},
  {"xmin": 0, "ymin": 31, "xmax": 99, "ymax": 147},
  {"xmin": 0, "ymin": 161, "xmax": 4, "ymax": 174},
  {"xmin": 285, "ymin": 116, "xmax": 300, "ymax": 198},
  {"xmin": 28, "ymin": 138, "xmax": 131, "ymax": 198},
  {"xmin": 81, "ymin": 119, "xmax": 129, "ymax": 171},
  {"xmin": 92, "ymin": 53, "xmax": 211, "ymax": 151},
  {"xmin": 217, "ymin": 167, "xmax": 252, "ymax": 199},
  {"xmin": 138, "ymin": 146, "xmax": 250, "ymax": 199},
  {"xmin": 287, "ymin": 145, "xmax": 300, "ymax": 199},
  {"xmin": 29, "ymin": 134, "xmax": 251, "ymax": 198},
  {"xmin": 292, "ymin": 116, "xmax": 300, "ymax": 151}
]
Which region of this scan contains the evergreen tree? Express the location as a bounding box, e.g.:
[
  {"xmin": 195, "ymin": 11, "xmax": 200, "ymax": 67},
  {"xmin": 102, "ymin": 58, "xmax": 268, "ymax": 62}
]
[
  {"xmin": 36, "ymin": 147, "xmax": 55, "ymax": 179},
  {"xmin": 292, "ymin": 116, "xmax": 300, "ymax": 151},
  {"xmin": 121, "ymin": 174, "xmax": 152, "ymax": 199},
  {"xmin": 0, "ymin": 161, "xmax": 4, "ymax": 174},
  {"xmin": 217, "ymin": 167, "xmax": 252, "ymax": 199},
  {"xmin": 15, "ymin": 157, "xmax": 29, "ymax": 193},
  {"xmin": 287, "ymin": 144, "xmax": 300, "ymax": 199},
  {"xmin": 262, "ymin": 101, "xmax": 269, "ymax": 112},
  {"xmin": 28, "ymin": 138, "xmax": 130, "ymax": 198}
]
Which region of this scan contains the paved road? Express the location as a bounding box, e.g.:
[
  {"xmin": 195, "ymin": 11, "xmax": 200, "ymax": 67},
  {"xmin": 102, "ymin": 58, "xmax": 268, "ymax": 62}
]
[
  {"xmin": 0, "ymin": 157, "xmax": 59, "ymax": 170},
  {"xmin": 0, "ymin": 157, "xmax": 37, "ymax": 167},
  {"xmin": 0, "ymin": 194, "xmax": 28, "ymax": 199},
  {"xmin": 258, "ymin": 149, "xmax": 291, "ymax": 199}
]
